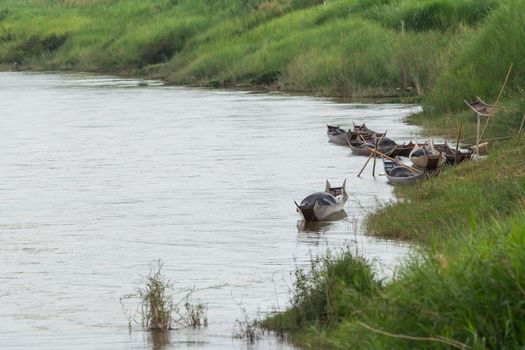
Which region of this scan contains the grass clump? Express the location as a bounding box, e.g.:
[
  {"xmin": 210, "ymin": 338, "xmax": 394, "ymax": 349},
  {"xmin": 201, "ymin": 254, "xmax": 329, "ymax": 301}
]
[
  {"xmin": 263, "ymin": 249, "xmax": 380, "ymax": 334},
  {"xmin": 121, "ymin": 260, "xmax": 208, "ymax": 331},
  {"xmin": 232, "ymin": 306, "xmax": 264, "ymax": 344}
]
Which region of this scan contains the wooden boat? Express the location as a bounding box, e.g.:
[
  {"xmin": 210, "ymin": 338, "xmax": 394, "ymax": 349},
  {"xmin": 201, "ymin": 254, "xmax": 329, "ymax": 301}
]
[
  {"xmin": 295, "ymin": 180, "xmax": 348, "ymax": 221},
  {"xmin": 353, "ymin": 122, "xmax": 376, "ymax": 134},
  {"xmin": 464, "ymin": 97, "xmax": 494, "ymax": 117},
  {"xmin": 409, "ymin": 139, "xmax": 446, "ymax": 170},
  {"xmin": 327, "ymin": 125, "xmax": 349, "ymax": 145},
  {"xmin": 351, "ymin": 123, "xmax": 386, "ymax": 139},
  {"xmin": 349, "ymin": 134, "xmax": 397, "ymax": 156},
  {"xmin": 433, "ymin": 142, "xmax": 473, "ymax": 165},
  {"xmin": 389, "ymin": 141, "xmax": 417, "ymax": 157},
  {"xmin": 383, "ymin": 157, "xmax": 426, "ymax": 185}
]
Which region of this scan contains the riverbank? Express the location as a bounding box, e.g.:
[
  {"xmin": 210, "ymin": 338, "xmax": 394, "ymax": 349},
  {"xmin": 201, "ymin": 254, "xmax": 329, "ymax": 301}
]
[{"xmin": 2, "ymin": 0, "xmax": 525, "ymax": 348}]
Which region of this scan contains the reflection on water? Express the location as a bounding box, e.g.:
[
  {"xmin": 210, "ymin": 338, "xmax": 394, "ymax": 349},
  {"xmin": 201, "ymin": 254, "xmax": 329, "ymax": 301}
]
[
  {"xmin": 0, "ymin": 72, "xmax": 420, "ymax": 350},
  {"xmin": 296, "ymin": 211, "xmax": 348, "ymax": 234},
  {"xmin": 149, "ymin": 331, "xmax": 171, "ymax": 350}
]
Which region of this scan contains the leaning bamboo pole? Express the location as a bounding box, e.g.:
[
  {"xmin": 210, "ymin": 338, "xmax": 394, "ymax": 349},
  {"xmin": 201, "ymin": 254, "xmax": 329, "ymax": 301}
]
[
  {"xmin": 372, "ymin": 132, "xmax": 387, "ymax": 177},
  {"xmin": 455, "ymin": 122, "xmax": 462, "ymax": 165},
  {"xmin": 357, "ymin": 153, "xmax": 374, "ymax": 177},
  {"xmin": 479, "ymin": 63, "xmax": 513, "ymax": 141}
]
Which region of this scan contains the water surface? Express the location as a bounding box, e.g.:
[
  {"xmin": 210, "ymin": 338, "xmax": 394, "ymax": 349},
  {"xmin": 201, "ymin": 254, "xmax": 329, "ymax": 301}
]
[{"xmin": 0, "ymin": 73, "xmax": 420, "ymax": 349}]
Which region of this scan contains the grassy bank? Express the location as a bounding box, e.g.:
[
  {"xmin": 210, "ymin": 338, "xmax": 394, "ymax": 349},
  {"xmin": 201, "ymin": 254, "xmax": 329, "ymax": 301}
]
[{"xmin": 0, "ymin": 0, "xmax": 502, "ymax": 98}]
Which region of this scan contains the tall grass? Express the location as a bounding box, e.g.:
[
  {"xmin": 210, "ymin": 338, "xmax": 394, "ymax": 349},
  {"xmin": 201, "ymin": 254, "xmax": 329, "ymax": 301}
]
[
  {"xmin": 426, "ymin": 0, "xmax": 525, "ymax": 113},
  {"xmin": 263, "ymin": 248, "xmax": 380, "ymax": 334}
]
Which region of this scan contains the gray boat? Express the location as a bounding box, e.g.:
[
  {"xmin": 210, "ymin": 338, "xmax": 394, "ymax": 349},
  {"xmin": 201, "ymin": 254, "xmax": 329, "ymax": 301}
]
[
  {"xmin": 327, "ymin": 125, "xmax": 349, "ymax": 145},
  {"xmin": 295, "ymin": 180, "xmax": 348, "ymax": 221},
  {"xmin": 383, "ymin": 157, "xmax": 426, "ymax": 185},
  {"xmin": 349, "ymin": 135, "xmax": 397, "ymax": 156}
]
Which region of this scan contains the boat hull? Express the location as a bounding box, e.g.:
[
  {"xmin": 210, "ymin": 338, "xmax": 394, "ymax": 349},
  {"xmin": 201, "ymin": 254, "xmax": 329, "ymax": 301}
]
[
  {"xmin": 297, "ymin": 200, "xmax": 346, "ymax": 221},
  {"xmin": 327, "ymin": 133, "xmax": 348, "ymax": 145},
  {"xmin": 383, "ymin": 158, "xmax": 427, "ymax": 185},
  {"xmin": 350, "ymin": 143, "xmax": 396, "ymax": 156},
  {"xmin": 386, "ymin": 171, "xmax": 426, "ymax": 185}
]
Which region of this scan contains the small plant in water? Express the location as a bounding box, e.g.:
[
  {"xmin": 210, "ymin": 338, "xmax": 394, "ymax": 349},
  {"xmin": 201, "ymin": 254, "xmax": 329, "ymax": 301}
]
[
  {"xmin": 121, "ymin": 259, "xmax": 208, "ymax": 331},
  {"xmin": 232, "ymin": 306, "xmax": 263, "ymax": 344}
]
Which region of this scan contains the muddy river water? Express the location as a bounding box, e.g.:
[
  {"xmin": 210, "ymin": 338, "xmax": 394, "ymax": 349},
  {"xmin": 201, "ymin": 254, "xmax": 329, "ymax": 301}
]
[{"xmin": 0, "ymin": 73, "xmax": 421, "ymax": 349}]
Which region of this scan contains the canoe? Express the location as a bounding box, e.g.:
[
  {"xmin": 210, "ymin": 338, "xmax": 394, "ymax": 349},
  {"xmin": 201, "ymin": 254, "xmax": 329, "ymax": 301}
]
[
  {"xmin": 349, "ymin": 134, "xmax": 397, "ymax": 156},
  {"xmin": 409, "ymin": 139, "xmax": 446, "ymax": 170},
  {"xmin": 327, "ymin": 125, "xmax": 349, "ymax": 145},
  {"xmin": 389, "ymin": 141, "xmax": 420, "ymax": 157},
  {"xmin": 295, "ymin": 180, "xmax": 348, "ymax": 221},
  {"xmin": 383, "ymin": 157, "xmax": 426, "ymax": 185},
  {"xmin": 433, "ymin": 142, "xmax": 473, "ymax": 165},
  {"xmin": 353, "ymin": 122, "xmax": 377, "ymax": 134}
]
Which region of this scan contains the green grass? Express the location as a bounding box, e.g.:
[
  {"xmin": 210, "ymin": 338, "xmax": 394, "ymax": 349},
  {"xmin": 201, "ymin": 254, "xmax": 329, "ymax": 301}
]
[
  {"xmin": 426, "ymin": 0, "xmax": 525, "ymax": 113},
  {"xmin": 0, "ymin": 0, "xmax": 470, "ymax": 97}
]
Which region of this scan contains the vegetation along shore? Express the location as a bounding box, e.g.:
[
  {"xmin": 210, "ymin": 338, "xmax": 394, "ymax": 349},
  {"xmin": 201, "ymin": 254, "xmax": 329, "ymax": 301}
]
[{"xmin": 2, "ymin": 0, "xmax": 525, "ymax": 348}]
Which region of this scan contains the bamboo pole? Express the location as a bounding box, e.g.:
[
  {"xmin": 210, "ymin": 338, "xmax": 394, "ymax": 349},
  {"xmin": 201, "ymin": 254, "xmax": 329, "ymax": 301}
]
[
  {"xmin": 479, "ymin": 63, "xmax": 513, "ymax": 141},
  {"xmin": 461, "ymin": 136, "xmax": 511, "ymax": 145},
  {"xmin": 475, "ymin": 114, "xmax": 481, "ymax": 159},
  {"xmin": 455, "ymin": 122, "xmax": 462, "ymax": 165},
  {"xmin": 357, "ymin": 153, "xmax": 374, "ymax": 177},
  {"xmin": 372, "ymin": 137, "xmax": 378, "ymax": 177},
  {"xmin": 371, "ymin": 131, "xmax": 386, "ymax": 177}
]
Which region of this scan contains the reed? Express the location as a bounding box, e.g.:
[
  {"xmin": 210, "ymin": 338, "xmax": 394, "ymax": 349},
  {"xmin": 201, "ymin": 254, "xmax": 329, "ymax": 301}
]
[{"xmin": 121, "ymin": 260, "xmax": 208, "ymax": 331}]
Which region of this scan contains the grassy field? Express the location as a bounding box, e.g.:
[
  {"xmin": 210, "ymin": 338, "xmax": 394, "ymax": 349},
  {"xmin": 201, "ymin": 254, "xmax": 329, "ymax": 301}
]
[{"xmin": 2, "ymin": 0, "xmax": 525, "ymax": 348}]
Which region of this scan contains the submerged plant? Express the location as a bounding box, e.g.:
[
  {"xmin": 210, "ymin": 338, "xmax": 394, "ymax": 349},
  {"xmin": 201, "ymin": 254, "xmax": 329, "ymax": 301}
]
[
  {"xmin": 121, "ymin": 260, "xmax": 208, "ymax": 331},
  {"xmin": 233, "ymin": 306, "xmax": 263, "ymax": 344}
]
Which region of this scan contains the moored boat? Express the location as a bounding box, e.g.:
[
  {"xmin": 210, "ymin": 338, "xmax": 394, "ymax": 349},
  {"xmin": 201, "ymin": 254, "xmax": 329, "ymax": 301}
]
[
  {"xmin": 383, "ymin": 157, "xmax": 426, "ymax": 185},
  {"xmin": 327, "ymin": 125, "xmax": 349, "ymax": 145},
  {"xmin": 433, "ymin": 142, "xmax": 473, "ymax": 165},
  {"xmin": 389, "ymin": 141, "xmax": 418, "ymax": 157},
  {"xmin": 295, "ymin": 180, "xmax": 348, "ymax": 221},
  {"xmin": 409, "ymin": 139, "xmax": 446, "ymax": 170},
  {"xmin": 349, "ymin": 134, "xmax": 397, "ymax": 156}
]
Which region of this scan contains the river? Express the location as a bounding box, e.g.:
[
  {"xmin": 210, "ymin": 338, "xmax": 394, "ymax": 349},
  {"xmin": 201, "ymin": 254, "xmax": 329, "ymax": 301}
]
[{"xmin": 0, "ymin": 72, "xmax": 420, "ymax": 349}]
